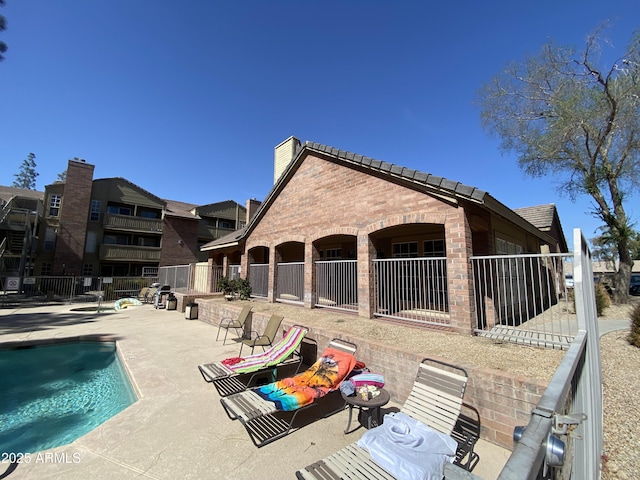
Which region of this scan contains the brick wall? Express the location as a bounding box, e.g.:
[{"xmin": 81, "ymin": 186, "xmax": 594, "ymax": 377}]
[
  {"xmin": 161, "ymin": 216, "xmax": 200, "ymax": 266},
  {"xmin": 244, "ymin": 153, "xmax": 477, "ymax": 331},
  {"xmin": 195, "ymin": 298, "xmax": 545, "ymax": 450},
  {"xmin": 54, "ymin": 160, "xmax": 95, "ymax": 275}
]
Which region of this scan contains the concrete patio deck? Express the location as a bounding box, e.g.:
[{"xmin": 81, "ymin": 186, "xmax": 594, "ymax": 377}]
[{"xmin": 0, "ymin": 303, "xmax": 510, "ymax": 480}]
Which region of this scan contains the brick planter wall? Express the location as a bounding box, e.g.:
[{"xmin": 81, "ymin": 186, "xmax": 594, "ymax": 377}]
[{"xmin": 196, "ymin": 298, "xmax": 546, "ymax": 451}]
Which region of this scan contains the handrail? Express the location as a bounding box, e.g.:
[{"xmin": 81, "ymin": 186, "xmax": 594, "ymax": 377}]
[{"xmin": 497, "ymin": 330, "xmax": 587, "ymax": 480}]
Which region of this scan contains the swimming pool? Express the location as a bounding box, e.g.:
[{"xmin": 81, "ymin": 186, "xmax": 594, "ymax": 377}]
[{"xmin": 0, "ymin": 341, "xmax": 138, "ymax": 454}]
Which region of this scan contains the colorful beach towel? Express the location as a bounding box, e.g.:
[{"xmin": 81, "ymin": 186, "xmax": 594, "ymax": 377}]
[
  {"xmin": 226, "ymin": 325, "xmax": 308, "ymax": 374},
  {"xmin": 253, "ymin": 346, "xmax": 357, "ymax": 411},
  {"xmin": 199, "ymin": 326, "xmax": 308, "ymax": 382}
]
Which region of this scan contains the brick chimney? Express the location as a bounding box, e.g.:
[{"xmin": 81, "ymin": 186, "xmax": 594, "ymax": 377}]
[
  {"xmin": 246, "ymin": 198, "xmax": 261, "ymax": 223},
  {"xmin": 54, "ymin": 158, "xmax": 95, "ymax": 275}
]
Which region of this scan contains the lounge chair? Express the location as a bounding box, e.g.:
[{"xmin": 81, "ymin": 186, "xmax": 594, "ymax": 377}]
[
  {"xmin": 239, "ymin": 314, "xmax": 283, "ymax": 356},
  {"xmin": 198, "ymin": 324, "xmax": 312, "ymax": 397},
  {"xmin": 216, "ymin": 305, "xmax": 252, "ymax": 344},
  {"xmin": 295, "ymin": 358, "xmax": 480, "ymax": 479},
  {"xmin": 140, "ymin": 284, "xmax": 159, "ymax": 304},
  {"xmin": 220, "ymin": 338, "xmax": 358, "ymax": 447},
  {"xmin": 136, "ymin": 287, "xmax": 151, "ymax": 303}
]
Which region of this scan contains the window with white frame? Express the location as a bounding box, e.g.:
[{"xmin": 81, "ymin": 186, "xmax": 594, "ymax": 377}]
[
  {"xmin": 49, "ymin": 194, "xmax": 61, "ymax": 216},
  {"xmin": 90, "ymin": 200, "xmax": 101, "ymax": 221},
  {"xmin": 83, "ymin": 264, "xmax": 93, "ymax": 276},
  {"xmin": 40, "ymin": 262, "xmax": 52, "ymax": 275}
]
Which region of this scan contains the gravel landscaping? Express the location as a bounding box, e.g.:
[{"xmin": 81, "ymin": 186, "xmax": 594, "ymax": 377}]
[{"xmin": 600, "ymin": 300, "xmax": 640, "ymax": 479}]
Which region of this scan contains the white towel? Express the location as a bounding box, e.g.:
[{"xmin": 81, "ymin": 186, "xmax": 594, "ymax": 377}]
[{"xmin": 357, "ymin": 412, "xmax": 457, "ymax": 480}]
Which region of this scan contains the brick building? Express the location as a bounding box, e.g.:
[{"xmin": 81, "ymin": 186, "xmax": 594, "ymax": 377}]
[
  {"xmin": 202, "ymin": 137, "xmax": 567, "ymax": 335},
  {"xmin": 1, "ymin": 158, "xmax": 246, "ymax": 278}
]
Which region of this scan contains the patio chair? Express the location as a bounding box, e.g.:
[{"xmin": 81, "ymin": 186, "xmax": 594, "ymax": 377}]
[
  {"xmin": 216, "ymin": 305, "xmax": 252, "ymax": 344},
  {"xmin": 198, "ymin": 324, "xmax": 312, "ymax": 397},
  {"xmin": 238, "ymin": 314, "xmax": 284, "ymax": 356},
  {"xmin": 136, "ymin": 287, "xmax": 150, "ymax": 303},
  {"xmin": 220, "ymin": 338, "xmax": 358, "ymax": 447},
  {"xmin": 295, "ymin": 358, "xmax": 480, "ymax": 479}
]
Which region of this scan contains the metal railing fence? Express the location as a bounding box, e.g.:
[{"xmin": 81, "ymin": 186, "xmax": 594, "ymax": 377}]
[
  {"xmin": 275, "ymin": 262, "xmax": 304, "ymax": 304},
  {"xmin": 372, "ymin": 257, "xmax": 450, "ymax": 326},
  {"xmin": 228, "ymin": 264, "xmax": 241, "ymax": 280},
  {"xmin": 471, "ymin": 253, "xmax": 575, "ymax": 349},
  {"xmin": 0, "ymin": 275, "xmax": 158, "ymax": 304},
  {"xmin": 249, "ymin": 263, "xmax": 269, "ymax": 298},
  {"xmin": 158, "ymin": 263, "xmax": 213, "ymax": 293},
  {"xmin": 158, "ymin": 264, "xmax": 190, "ymax": 291},
  {"xmin": 495, "ymin": 229, "xmax": 602, "ymax": 479},
  {"xmin": 211, "ymin": 266, "xmax": 224, "ymax": 292},
  {"xmin": 314, "ymin": 260, "xmax": 358, "ymax": 312}
]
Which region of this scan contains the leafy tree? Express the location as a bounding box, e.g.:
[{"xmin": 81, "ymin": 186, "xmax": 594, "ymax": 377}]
[
  {"xmin": 478, "ymin": 25, "xmax": 640, "ymax": 303},
  {"xmin": 0, "ymin": 0, "xmax": 7, "ymax": 62},
  {"xmin": 12, "ymin": 153, "xmax": 38, "ymax": 189},
  {"xmin": 592, "ymin": 228, "xmax": 640, "ymax": 264}
]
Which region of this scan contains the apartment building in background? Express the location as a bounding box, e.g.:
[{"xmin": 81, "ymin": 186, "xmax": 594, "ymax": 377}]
[{"xmin": 0, "ymin": 158, "xmax": 246, "ymax": 279}]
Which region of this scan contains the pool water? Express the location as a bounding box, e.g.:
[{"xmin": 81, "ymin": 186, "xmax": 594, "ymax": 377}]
[{"xmin": 0, "ymin": 341, "xmax": 137, "ymax": 454}]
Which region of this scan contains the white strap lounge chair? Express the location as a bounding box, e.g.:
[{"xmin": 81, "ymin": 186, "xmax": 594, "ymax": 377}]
[{"xmin": 295, "ymin": 358, "xmax": 480, "ymax": 479}]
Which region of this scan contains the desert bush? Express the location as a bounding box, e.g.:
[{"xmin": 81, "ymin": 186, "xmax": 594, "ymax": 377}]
[
  {"xmin": 629, "ymin": 302, "xmax": 640, "ymax": 348},
  {"xmin": 595, "ymin": 283, "xmax": 611, "ymax": 317}
]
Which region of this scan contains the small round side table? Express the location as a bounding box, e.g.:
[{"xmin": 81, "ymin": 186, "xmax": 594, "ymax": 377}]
[{"xmin": 341, "ymin": 388, "xmax": 390, "ymax": 434}]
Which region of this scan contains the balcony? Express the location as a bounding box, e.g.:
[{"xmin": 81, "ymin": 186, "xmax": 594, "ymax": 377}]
[
  {"xmin": 198, "ymin": 223, "xmax": 237, "ymax": 240},
  {"xmin": 103, "ymin": 213, "xmax": 163, "ymax": 234},
  {"xmin": 99, "ymin": 244, "xmax": 161, "ymax": 262}
]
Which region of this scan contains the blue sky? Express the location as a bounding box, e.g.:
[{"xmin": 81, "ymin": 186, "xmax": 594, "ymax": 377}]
[{"xmin": 1, "ymin": 1, "xmax": 638, "ymax": 248}]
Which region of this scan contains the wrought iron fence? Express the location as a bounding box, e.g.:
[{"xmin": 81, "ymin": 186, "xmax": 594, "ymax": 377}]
[
  {"xmin": 228, "ymin": 264, "xmax": 241, "ymax": 280},
  {"xmin": 372, "ymin": 257, "xmax": 450, "ymax": 326},
  {"xmin": 495, "ymin": 231, "xmax": 602, "ymax": 479},
  {"xmin": 314, "ymin": 260, "xmax": 358, "ymax": 312},
  {"xmin": 275, "ymin": 262, "xmax": 304, "ymax": 304},
  {"xmin": 0, "ymin": 275, "xmax": 158, "ymax": 304},
  {"xmin": 248, "ymin": 263, "xmax": 269, "ymax": 298},
  {"xmin": 211, "ymin": 266, "xmax": 224, "ymax": 292},
  {"xmin": 471, "ymin": 252, "xmax": 575, "ymax": 349}
]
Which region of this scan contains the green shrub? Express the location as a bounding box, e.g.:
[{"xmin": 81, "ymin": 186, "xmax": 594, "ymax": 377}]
[
  {"xmin": 216, "ymin": 276, "xmax": 233, "ymax": 294},
  {"xmin": 595, "ymin": 283, "xmax": 611, "ymax": 317},
  {"xmin": 629, "ymin": 302, "xmax": 640, "ymax": 348},
  {"xmin": 234, "ymin": 278, "xmax": 252, "ymax": 300},
  {"xmin": 216, "ymin": 276, "xmax": 252, "ymax": 300}
]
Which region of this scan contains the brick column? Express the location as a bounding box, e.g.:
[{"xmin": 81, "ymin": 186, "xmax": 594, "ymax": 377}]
[
  {"xmin": 445, "ymin": 211, "xmax": 475, "ymax": 334},
  {"xmin": 304, "ymin": 241, "xmax": 318, "ymax": 308},
  {"xmin": 357, "ymin": 232, "xmax": 376, "ymax": 318},
  {"xmin": 267, "ymin": 248, "xmax": 280, "ymax": 303}
]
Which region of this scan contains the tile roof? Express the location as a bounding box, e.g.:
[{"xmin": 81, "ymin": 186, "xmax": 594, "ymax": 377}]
[
  {"xmin": 514, "ymin": 204, "xmax": 557, "ymax": 231},
  {"xmin": 201, "ymin": 139, "xmax": 561, "ymax": 251},
  {"xmin": 304, "ymin": 142, "xmax": 487, "ymax": 203}
]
